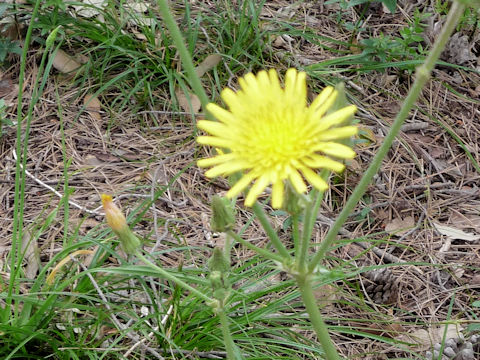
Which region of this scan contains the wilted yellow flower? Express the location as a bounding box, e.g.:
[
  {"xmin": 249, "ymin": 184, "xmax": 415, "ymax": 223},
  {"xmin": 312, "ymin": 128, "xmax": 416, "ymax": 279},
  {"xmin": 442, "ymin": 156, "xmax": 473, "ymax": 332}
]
[
  {"xmin": 197, "ymin": 68, "xmax": 358, "ymax": 208},
  {"xmin": 101, "ymin": 194, "xmax": 128, "ymax": 233},
  {"xmin": 101, "ymin": 194, "xmax": 141, "ymax": 254}
]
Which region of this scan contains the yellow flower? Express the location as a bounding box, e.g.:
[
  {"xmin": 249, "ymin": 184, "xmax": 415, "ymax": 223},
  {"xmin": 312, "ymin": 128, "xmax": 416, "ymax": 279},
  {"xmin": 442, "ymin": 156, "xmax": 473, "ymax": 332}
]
[{"xmin": 197, "ymin": 68, "xmax": 358, "ymax": 208}]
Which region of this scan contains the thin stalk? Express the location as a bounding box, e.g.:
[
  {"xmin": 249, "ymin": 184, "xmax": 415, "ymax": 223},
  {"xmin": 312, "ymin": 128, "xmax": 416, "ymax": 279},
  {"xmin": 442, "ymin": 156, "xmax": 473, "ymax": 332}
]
[
  {"xmin": 292, "ymin": 213, "xmax": 300, "ymax": 256},
  {"xmin": 252, "ymin": 202, "xmax": 291, "ymax": 260},
  {"xmin": 297, "ymin": 274, "xmax": 341, "ymax": 360},
  {"xmin": 135, "ymin": 251, "xmax": 213, "ymax": 303},
  {"xmin": 7, "ymin": 0, "xmax": 47, "ymax": 322},
  {"xmin": 297, "ymin": 199, "xmax": 315, "ymax": 273},
  {"xmin": 227, "ymin": 230, "xmax": 285, "ymax": 263},
  {"xmin": 56, "ymin": 87, "xmax": 70, "ymax": 247},
  {"xmin": 217, "ymin": 308, "xmax": 237, "ymax": 360},
  {"xmin": 308, "ymin": 2, "xmax": 466, "ymax": 273},
  {"xmin": 156, "ymin": 0, "xmax": 210, "ymax": 110},
  {"xmin": 297, "ymin": 170, "xmax": 328, "ymax": 272}
]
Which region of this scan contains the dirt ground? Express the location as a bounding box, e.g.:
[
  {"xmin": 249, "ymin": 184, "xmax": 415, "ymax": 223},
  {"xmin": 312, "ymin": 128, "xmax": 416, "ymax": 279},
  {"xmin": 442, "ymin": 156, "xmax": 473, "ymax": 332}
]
[{"xmin": 1, "ymin": 0, "xmax": 480, "ymax": 358}]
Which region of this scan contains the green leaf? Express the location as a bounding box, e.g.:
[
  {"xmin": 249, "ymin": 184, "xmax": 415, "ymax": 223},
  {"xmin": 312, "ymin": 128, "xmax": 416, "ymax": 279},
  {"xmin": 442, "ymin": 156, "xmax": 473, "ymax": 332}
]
[
  {"xmin": 0, "ymin": 39, "xmax": 22, "ymax": 62},
  {"xmin": 0, "ymin": 3, "xmax": 9, "ymax": 17},
  {"xmin": 381, "ymin": 0, "xmax": 397, "ymax": 13},
  {"xmin": 472, "ymin": 300, "xmax": 480, "ymax": 307}
]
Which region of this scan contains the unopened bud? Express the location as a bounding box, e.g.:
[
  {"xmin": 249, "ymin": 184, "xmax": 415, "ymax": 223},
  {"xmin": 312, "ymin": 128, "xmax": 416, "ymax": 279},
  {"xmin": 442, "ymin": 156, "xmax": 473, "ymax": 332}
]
[
  {"xmin": 208, "ymin": 247, "xmax": 231, "ymax": 301},
  {"xmin": 46, "ymin": 26, "xmax": 61, "ymax": 48},
  {"xmin": 101, "ymin": 194, "xmax": 141, "ymax": 254},
  {"xmin": 210, "ymin": 196, "xmax": 235, "ymax": 232},
  {"xmin": 284, "ymin": 184, "xmax": 304, "ymax": 215},
  {"xmin": 208, "ymin": 246, "xmax": 230, "ymax": 274}
]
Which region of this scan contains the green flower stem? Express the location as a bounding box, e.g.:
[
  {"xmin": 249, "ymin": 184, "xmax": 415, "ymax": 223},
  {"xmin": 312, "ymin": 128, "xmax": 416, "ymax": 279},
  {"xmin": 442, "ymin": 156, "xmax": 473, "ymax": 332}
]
[
  {"xmin": 297, "ymin": 170, "xmax": 328, "ymax": 272},
  {"xmin": 292, "ymin": 213, "xmax": 300, "ymax": 255},
  {"xmin": 227, "ymin": 231, "xmax": 285, "ymax": 264},
  {"xmin": 297, "ymin": 199, "xmax": 315, "ymax": 273},
  {"xmin": 308, "ymin": 1, "xmax": 466, "ymax": 274},
  {"xmin": 252, "ymin": 202, "xmax": 291, "ymax": 260},
  {"xmin": 297, "ymin": 274, "xmax": 341, "ymax": 360},
  {"xmin": 156, "ymin": 0, "xmax": 210, "ymax": 110},
  {"xmin": 217, "ymin": 307, "xmax": 237, "ymax": 360},
  {"xmin": 135, "ymin": 251, "xmax": 213, "ymax": 304}
]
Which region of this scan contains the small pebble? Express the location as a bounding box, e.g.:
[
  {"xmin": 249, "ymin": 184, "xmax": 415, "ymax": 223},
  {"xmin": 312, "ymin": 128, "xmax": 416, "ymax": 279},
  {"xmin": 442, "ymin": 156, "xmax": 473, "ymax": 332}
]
[
  {"xmin": 443, "ymin": 346, "xmax": 455, "ymax": 357},
  {"xmin": 445, "ymin": 338, "xmax": 457, "ymax": 350},
  {"xmin": 458, "ymin": 348, "xmax": 474, "ymax": 360}
]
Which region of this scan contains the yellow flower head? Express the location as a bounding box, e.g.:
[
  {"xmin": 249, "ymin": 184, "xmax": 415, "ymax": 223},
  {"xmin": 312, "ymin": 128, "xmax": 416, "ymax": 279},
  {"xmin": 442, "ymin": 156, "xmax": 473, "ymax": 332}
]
[
  {"xmin": 197, "ymin": 68, "xmax": 358, "ymax": 208},
  {"xmin": 101, "ymin": 194, "xmax": 128, "ymax": 233}
]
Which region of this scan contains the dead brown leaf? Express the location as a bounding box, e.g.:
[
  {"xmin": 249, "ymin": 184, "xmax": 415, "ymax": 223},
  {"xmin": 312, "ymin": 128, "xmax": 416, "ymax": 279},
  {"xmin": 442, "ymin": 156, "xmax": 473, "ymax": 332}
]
[
  {"xmin": 385, "ymin": 216, "xmax": 415, "ymax": 236},
  {"xmin": 360, "ymin": 322, "xmax": 405, "ymax": 338},
  {"xmin": 449, "ymin": 212, "xmax": 480, "ymax": 233},
  {"xmin": 0, "ymin": 78, "xmax": 15, "ymax": 97},
  {"xmin": 83, "ymin": 93, "xmax": 102, "ymax": 121},
  {"xmin": 93, "ymin": 152, "xmax": 120, "ymax": 163},
  {"xmin": 83, "ymin": 152, "xmax": 120, "ymax": 166},
  {"xmin": 52, "ymin": 49, "xmax": 82, "ymax": 74},
  {"xmin": 22, "ymin": 231, "xmax": 40, "ymax": 280},
  {"xmin": 84, "ymin": 154, "xmax": 105, "ymax": 166},
  {"xmin": 195, "ymin": 54, "xmax": 222, "ymax": 78},
  {"xmin": 397, "ymin": 324, "xmax": 463, "ymax": 351},
  {"xmin": 175, "ymin": 87, "xmax": 201, "ymax": 113},
  {"xmin": 0, "ymin": 77, "xmax": 19, "ymax": 106},
  {"xmin": 111, "ymin": 149, "xmax": 140, "ymax": 161},
  {"xmin": 433, "ymin": 222, "xmax": 480, "ymax": 242}
]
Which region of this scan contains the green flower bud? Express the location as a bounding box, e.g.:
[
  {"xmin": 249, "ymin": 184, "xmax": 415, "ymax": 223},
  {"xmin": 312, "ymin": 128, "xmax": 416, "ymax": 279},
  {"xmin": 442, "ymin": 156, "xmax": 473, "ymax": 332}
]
[
  {"xmin": 284, "ymin": 184, "xmax": 305, "ymax": 215},
  {"xmin": 46, "ymin": 26, "xmax": 61, "ymax": 48},
  {"xmin": 208, "ymin": 247, "xmax": 230, "ymax": 274},
  {"xmin": 209, "ymin": 270, "xmax": 230, "ymax": 301},
  {"xmin": 210, "ymin": 196, "xmax": 235, "ymax": 232}
]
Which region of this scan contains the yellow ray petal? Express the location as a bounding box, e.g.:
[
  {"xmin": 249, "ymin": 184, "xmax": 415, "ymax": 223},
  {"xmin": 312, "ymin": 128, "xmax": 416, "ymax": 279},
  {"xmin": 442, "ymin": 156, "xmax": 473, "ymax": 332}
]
[
  {"xmin": 227, "ymin": 171, "xmax": 258, "ymax": 199},
  {"xmin": 271, "ymin": 179, "xmax": 284, "ymax": 209},
  {"xmin": 205, "ymin": 160, "xmax": 250, "ymax": 177},
  {"xmin": 197, "ymin": 136, "xmax": 232, "ymax": 149},
  {"xmin": 241, "ymin": 72, "xmax": 260, "ymax": 93},
  {"xmin": 245, "ymin": 174, "xmax": 270, "ymax": 206},
  {"xmin": 312, "ymin": 142, "xmax": 356, "ymax": 159},
  {"xmin": 268, "ymin": 69, "xmax": 281, "ymax": 90},
  {"xmin": 284, "ymin": 68, "xmax": 298, "ymax": 99},
  {"xmin": 197, "ymin": 153, "xmax": 237, "ymax": 167},
  {"xmin": 288, "ymin": 168, "xmax": 307, "ymax": 194},
  {"xmin": 302, "ymin": 155, "xmax": 345, "ymax": 172},
  {"xmin": 221, "ymin": 88, "xmax": 242, "ymax": 110},
  {"xmin": 197, "ymin": 120, "xmax": 229, "ymax": 137},
  {"xmin": 295, "ymin": 71, "xmax": 307, "ymax": 103},
  {"xmin": 257, "ymin": 70, "xmax": 271, "ymax": 89},
  {"xmin": 300, "ymin": 167, "xmax": 329, "ymax": 191},
  {"xmin": 310, "ymin": 87, "xmax": 336, "ymax": 116},
  {"xmin": 316, "ymin": 126, "xmax": 358, "ymax": 140},
  {"xmin": 206, "ymin": 103, "xmax": 236, "ymax": 125},
  {"xmin": 316, "ymin": 105, "xmax": 357, "ymax": 130}
]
